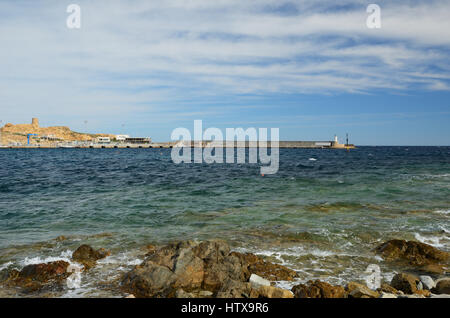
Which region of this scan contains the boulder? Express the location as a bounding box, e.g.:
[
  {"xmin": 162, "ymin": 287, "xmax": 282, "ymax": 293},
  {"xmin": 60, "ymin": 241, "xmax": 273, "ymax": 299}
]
[
  {"xmin": 390, "ymin": 273, "xmax": 420, "ymax": 294},
  {"xmin": 292, "ymin": 280, "xmax": 347, "ymax": 298},
  {"xmin": 431, "ymin": 278, "xmax": 450, "ymax": 294},
  {"xmin": 230, "ymin": 252, "xmax": 298, "ymax": 281},
  {"xmin": 374, "ymin": 240, "xmax": 449, "ymax": 268},
  {"xmin": 346, "ymin": 282, "xmax": 379, "ymax": 298},
  {"xmin": 72, "ymin": 244, "xmax": 110, "ymax": 269},
  {"xmin": 10, "ymin": 260, "xmax": 70, "ymax": 292},
  {"xmin": 377, "ymin": 283, "xmax": 398, "ymax": 294},
  {"xmin": 216, "ymin": 278, "xmax": 259, "ymax": 298},
  {"xmin": 122, "ymin": 240, "xmax": 296, "ymax": 298},
  {"xmin": 418, "ymin": 264, "xmax": 446, "ymax": 275},
  {"xmin": 122, "ymin": 262, "xmax": 176, "ymax": 297},
  {"xmin": 419, "ymin": 275, "xmax": 435, "ymax": 290},
  {"xmin": 249, "ymin": 274, "xmax": 270, "ymax": 287},
  {"xmin": 258, "ymin": 285, "xmax": 294, "ymax": 298}
]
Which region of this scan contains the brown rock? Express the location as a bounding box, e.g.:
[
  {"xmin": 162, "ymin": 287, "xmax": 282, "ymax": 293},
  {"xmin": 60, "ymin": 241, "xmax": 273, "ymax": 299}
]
[
  {"xmin": 292, "ymin": 280, "xmax": 347, "ymax": 298},
  {"xmin": 216, "ymin": 278, "xmax": 258, "ymax": 298},
  {"xmin": 122, "ymin": 262, "xmax": 176, "ymax": 298},
  {"xmin": 415, "ymin": 289, "xmax": 431, "ymax": 297},
  {"xmin": 377, "ymin": 283, "xmax": 398, "ymax": 294},
  {"xmin": 390, "ymin": 273, "xmax": 420, "ymax": 294},
  {"xmin": 431, "ymin": 278, "xmax": 450, "ymax": 295},
  {"xmin": 375, "ymin": 240, "xmax": 449, "ymax": 267},
  {"xmin": 175, "ymin": 289, "xmax": 195, "ymax": 298},
  {"xmin": 230, "ymin": 252, "xmax": 298, "ymax": 281},
  {"xmin": 122, "ymin": 240, "xmax": 297, "ymax": 298},
  {"xmin": 346, "ymin": 282, "xmax": 380, "ymax": 298},
  {"xmin": 258, "ymin": 285, "xmax": 293, "ymax": 298},
  {"xmin": 11, "ymin": 261, "xmax": 70, "ymax": 292},
  {"xmin": 419, "ymin": 264, "xmax": 446, "ymax": 275},
  {"xmin": 72, "ymin": 244, "xmax": 110, "ymax": 269},
  {"xmin": 202, "ymin": 255, "xmax": 244, "ymax": 291}
]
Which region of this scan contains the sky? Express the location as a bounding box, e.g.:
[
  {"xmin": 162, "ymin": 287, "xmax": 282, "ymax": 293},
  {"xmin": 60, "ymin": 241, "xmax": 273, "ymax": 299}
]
[{"xmin": 0, "ymin": 0, "xmax": 449, "ymax": 145}]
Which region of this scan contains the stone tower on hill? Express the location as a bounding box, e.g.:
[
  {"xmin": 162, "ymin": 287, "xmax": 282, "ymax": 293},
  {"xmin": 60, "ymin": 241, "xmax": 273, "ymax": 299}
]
[{"xmin": 32, "ymin": 118, "xmax": 39, "ymax": 128}]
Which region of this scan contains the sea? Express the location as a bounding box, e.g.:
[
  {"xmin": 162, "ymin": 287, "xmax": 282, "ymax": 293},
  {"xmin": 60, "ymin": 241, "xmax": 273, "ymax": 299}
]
[{"xmin": 0, "ymin": 146, "xmax": 449, "ymax": 297}]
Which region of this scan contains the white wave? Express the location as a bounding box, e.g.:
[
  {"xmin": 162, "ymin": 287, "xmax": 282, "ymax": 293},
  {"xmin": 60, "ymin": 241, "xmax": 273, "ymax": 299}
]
[
  {"xmin": 308, "ymin": 158, "xmax": 317, "ymax": 161},
  {"xmin": 373, "ymin": 255, "xmax": 384, "ymax": 262},
  {"xmin": 21, "ymin": 250, "xmax": 75, "ymax": 266},
  {"xmin": 435, "ymin": 209, "xmax": 450, "ymax": 215},
  {"xmin": 96, "ymin": 252, "xmax": 142, "ymax": 266},
  {"xmin": 414, "ymin": 233, "xmax": 445, "ymax": 248},
  {"xmin": 0, "ymin": 261, "xmax": 13, "ymax": 271}
]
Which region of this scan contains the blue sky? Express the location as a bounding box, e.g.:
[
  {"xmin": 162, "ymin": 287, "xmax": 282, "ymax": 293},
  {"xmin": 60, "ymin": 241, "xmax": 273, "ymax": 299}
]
[{"xmin": 0, "ymin": 0, "xmax": 449, "ymax": 145}]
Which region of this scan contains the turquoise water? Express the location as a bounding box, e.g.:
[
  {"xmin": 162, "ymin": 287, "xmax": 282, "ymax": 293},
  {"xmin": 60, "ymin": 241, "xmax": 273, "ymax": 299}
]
[{"xmin": 0, "ymin": 147, "xmax": 449, "ymax": 296}]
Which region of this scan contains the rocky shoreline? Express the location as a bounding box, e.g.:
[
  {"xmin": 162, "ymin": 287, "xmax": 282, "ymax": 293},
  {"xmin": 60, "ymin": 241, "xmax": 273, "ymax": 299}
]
[{"xmin": 1, "ymin": 239, "xmax": 449, "ymax": 298}]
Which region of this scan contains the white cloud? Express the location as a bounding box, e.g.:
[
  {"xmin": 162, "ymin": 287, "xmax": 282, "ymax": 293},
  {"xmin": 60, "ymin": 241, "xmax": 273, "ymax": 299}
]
[{"xmin": 0, "ymin": 0, "xmax": 449, "ymax": 132}]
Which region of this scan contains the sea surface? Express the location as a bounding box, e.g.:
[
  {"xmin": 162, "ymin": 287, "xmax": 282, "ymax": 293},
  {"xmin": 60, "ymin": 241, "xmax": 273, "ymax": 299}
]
[{"xmin": 0, "ymin": 147, "xmax": 449, "ymax": 297}]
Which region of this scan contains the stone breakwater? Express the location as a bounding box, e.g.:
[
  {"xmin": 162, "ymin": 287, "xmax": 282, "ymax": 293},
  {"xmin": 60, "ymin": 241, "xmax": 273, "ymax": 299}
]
[{"xmin": 0, "ymin": 239, "xmax": 449, "ymax": 298}]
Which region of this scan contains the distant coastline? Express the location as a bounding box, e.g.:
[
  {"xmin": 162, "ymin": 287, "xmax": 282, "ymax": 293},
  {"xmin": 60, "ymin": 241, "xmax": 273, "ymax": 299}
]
[{"xmin": 0, "ymin": 118, "xmax": 355, "ymax": 149}]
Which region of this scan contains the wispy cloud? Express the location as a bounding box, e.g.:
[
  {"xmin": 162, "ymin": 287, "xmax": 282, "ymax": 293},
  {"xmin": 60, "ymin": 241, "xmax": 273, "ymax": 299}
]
[{"xmin": 0, "ymin": 0, "xmax": 449, "ymax": 137}]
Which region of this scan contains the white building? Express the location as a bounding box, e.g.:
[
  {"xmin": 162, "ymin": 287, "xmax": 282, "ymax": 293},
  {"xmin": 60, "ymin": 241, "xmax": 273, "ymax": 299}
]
[
  {"xmin": 115, "ymin": 135, "xmax": 130, "ymax": 141},
  {"xmin": 97, "ymin": 137, "xmax": 111, "ymax": 143}
]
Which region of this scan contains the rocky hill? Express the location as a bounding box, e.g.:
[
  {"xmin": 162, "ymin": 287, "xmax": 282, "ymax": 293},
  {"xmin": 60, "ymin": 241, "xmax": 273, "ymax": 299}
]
[{"xmin": 0, "ymin": 118, "xmax": 114, "ymax": 146}]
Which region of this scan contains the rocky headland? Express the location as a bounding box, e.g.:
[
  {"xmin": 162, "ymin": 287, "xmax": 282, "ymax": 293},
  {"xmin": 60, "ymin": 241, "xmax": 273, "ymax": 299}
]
[{"xmin": 0, "ymin": 118, "xmax": 114, "ymax": 145}]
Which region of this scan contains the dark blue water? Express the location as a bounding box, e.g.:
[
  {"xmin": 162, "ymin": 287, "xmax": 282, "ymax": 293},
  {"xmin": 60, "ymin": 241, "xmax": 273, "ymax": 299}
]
[{"xmin": 0, "ymin": 147, "xmax": 449, "ymax": 296}]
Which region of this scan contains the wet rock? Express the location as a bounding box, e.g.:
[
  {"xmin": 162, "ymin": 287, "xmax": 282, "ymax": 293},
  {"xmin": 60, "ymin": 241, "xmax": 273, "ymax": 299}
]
[
  {"xmin": 292, "ymin": 280, "xmax": 347, "ymax": 298},
  {"xmin": 419, "ymin": 275, "xmax": 435, "ymax": 290},
  {"xmin": 122, "ymin": 240, "xmax": 295, "ymax": 298},
  {"xmin": 374, "ymin": 240, "xmax": 449, "ymax": 268},
  {"xmin": 415, "ymin": 289, "xmax": 431, "ymax": 297},
  {"xmin": 377, "ymin": 283, "xmax": 398, "ymax": 294},
  {"xmin": 72, "ymin": 244, "xmax": 110, "ymax": 269},
  {"xmin": 55, "ymin": 235, "xmax": 67, "ymax": 242},
  {"xmin": 249, "ymin": 274, "xmax": 270, "ymax": 287},
  {"xmin": 431, "ymin": 278, "xmax": 450, "ymax": 294},
  {"xmin": 230, "ymin": 252, "xmax": 298, "ymax": 282},
  {"xmin": 390, "ymin": 273, "xmax": 420, "ymax": 294},
  {"xmin": 0, "ymin": 269, "xmax": 19, "ymax": 283},
  {"xmin": 419, "ymin": 264, "xmax": 446, "ymax": 275},
  {"xmin": 258, "ymin": 285, "xmax": 293, "ymax": 298},
  {"xmin": 346, "ymin": 282, "xmax": 379, "ymax": 298},
  {"xmin": 11, "ymin": 260, "xmax": 70, "ymax": 292}
]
